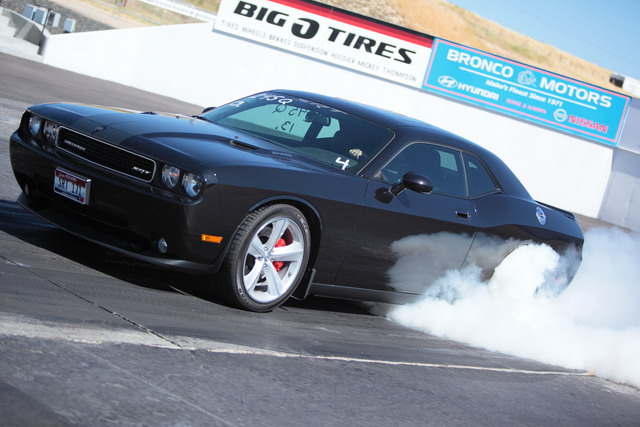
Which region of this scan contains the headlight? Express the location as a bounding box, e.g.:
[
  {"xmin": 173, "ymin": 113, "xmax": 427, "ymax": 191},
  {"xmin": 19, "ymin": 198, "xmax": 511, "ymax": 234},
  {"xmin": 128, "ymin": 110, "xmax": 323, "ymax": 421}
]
[
  {"xmin": 182, "ymin": 172, "xmax": 203, "ymax": 198},
  {"xmin": 29, "ymin": 115, "xmax": 43, "ymax": 137},
  {"xmin": 43, "ymin": 120, "xmax": 59, "ymax": 144},
  {"xmin": 161, "ymin": 165, "xmax": 181, "ymax": 188}
]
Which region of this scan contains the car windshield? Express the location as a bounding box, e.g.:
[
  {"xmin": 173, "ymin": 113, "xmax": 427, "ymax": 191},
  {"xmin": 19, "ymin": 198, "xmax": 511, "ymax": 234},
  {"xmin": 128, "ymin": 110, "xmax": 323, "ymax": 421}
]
[{"xmin": 201, "ymin": 92, "xmax": 394, "ymax": 173}]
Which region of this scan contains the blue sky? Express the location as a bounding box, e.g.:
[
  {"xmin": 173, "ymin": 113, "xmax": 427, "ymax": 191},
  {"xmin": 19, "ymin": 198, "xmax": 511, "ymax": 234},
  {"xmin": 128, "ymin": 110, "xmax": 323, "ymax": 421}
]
[{"xmin": 447, "ymin": 0, "xmax": 640, "ymax": 80}]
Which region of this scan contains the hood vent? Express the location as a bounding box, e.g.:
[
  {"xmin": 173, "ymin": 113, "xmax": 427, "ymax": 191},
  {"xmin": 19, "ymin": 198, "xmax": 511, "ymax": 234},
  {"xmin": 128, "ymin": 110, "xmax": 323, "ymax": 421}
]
[{"xmin": 230, "ymin": 139, "xmax": 258, "ymax": 150}]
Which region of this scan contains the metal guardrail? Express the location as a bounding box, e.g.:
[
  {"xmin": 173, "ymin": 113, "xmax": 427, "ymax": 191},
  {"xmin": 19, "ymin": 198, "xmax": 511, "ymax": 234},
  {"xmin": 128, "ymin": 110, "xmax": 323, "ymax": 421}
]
[
  {"xmin": 137, "ymin": 0, "xmax": 215, "ymax": 22},
  {"xmin": 90, "ymin": 0, "xmax": 216, "ymax": 25},
  {"xmin": 89, "ymin": 0, "xmax": 162, "ymax": 25}
]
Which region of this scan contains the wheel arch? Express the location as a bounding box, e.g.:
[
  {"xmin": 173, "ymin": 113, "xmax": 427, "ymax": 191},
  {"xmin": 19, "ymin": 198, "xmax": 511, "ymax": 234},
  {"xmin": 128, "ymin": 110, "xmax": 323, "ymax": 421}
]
[{"xmin": 246, "ymin": 196, "xmax": 323, "ymax": 269}]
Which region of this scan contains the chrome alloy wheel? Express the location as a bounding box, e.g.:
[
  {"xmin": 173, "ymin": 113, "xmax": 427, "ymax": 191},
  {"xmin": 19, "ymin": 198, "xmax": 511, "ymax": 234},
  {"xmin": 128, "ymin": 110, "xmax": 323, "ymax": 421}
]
[{"xmin": 242, "ymin": 216, "xmax": 306, "ymax": 303}]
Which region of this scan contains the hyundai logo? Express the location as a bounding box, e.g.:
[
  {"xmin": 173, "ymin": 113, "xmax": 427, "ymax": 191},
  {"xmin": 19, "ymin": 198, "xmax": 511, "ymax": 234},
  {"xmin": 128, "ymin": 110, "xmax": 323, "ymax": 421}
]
[{"xmin": 437, "ymin": 75, "xmax": 458, "ymax": 88}]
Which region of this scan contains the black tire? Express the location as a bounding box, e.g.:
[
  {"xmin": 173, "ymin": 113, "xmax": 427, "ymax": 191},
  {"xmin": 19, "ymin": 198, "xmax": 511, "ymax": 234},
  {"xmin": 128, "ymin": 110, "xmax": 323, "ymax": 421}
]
[{"xmin": 219, "ymin": 204, "xmax": 311, "ymax": 312}]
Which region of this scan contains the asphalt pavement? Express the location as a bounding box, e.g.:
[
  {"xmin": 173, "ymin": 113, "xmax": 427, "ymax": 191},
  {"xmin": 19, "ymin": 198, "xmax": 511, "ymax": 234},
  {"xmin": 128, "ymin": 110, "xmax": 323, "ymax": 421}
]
[{"xmin": 1, "ymin": 53, "xmax": 640, "ymax": 426}]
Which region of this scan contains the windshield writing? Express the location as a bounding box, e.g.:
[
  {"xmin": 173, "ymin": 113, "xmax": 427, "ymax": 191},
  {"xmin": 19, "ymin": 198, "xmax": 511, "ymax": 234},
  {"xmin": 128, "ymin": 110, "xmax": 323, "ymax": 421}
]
[{"xmin": 202, "ymin": 92, "xmax": 393, "ymax": 173}]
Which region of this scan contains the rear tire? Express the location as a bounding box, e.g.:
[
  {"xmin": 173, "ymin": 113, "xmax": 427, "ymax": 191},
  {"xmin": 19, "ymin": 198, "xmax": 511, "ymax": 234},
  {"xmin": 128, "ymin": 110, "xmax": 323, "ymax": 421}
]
[{"xmin": 219, "ymin": 204, "xmax": 311, "ymax": 312}]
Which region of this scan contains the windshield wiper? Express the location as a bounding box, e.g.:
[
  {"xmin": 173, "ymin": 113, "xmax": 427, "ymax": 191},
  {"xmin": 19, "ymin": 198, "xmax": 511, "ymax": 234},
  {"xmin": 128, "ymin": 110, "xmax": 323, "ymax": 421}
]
[{"xmin": 192, "ymin": 115, "xmax": 212, "ymax": 123}]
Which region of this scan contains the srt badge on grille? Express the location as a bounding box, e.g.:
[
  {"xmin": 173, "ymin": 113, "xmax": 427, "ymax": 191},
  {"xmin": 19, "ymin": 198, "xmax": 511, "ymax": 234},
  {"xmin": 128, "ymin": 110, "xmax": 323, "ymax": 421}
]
[{"xmin": 132, "ymin": 166, "xmax": 152, "ymax": 176}]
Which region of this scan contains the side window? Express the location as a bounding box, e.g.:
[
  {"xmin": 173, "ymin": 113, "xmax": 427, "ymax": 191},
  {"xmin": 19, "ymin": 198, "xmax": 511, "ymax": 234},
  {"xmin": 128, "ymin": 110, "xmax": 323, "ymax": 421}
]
[
  {"xmin": 380, "ymin": 143, "xmax": 466, "ymax": 197},
  {"xmin": 463, "ymin": 152, "xmax": 498, "ymax": 197}
]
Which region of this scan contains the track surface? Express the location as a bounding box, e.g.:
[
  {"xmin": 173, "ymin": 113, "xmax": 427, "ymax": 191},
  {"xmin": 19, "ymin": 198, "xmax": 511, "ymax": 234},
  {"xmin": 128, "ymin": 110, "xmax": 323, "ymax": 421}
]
[{"xmin": 1, "ymin": 53, "xmax": 639, "ymax": 426}]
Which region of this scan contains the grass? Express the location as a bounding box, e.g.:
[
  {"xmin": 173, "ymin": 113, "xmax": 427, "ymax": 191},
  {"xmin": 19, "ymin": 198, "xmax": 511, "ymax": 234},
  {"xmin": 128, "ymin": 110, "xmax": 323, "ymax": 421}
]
[{"xmin": 184, "ymin": 0, "xmax": 220, "ymax": 12}]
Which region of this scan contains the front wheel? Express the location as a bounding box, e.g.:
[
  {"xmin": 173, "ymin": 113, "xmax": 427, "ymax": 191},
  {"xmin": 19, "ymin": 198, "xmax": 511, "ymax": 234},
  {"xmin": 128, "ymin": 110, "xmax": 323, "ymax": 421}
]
[{"xmin": 219, "ymin": 204, "xmax": 311, "ymax": 312}]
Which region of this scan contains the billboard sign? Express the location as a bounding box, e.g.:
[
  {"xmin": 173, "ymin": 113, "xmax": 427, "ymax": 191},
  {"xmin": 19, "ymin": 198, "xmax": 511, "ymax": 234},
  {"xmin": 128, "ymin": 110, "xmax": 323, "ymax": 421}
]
[
  {"xmin": 423, "ymin": 39, "xmax": 631, "ymax": 145},
  {"xmin": 215, "ymin": 0, "xmax": 434, "ymax": 88}
]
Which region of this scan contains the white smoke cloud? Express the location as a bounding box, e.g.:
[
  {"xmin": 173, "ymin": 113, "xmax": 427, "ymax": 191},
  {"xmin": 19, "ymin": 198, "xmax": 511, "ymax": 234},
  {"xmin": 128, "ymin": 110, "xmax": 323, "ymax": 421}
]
[{"xmin": 386, "ymin": 227, "xmax": 640, "ymax": 388}]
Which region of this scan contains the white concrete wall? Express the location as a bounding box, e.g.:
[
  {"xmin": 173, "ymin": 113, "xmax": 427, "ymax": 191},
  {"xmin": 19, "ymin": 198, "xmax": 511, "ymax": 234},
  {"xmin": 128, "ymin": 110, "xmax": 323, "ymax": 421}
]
[{"xmin": 42, "ymin": 23, "xmax": 613, "ymax": 217}]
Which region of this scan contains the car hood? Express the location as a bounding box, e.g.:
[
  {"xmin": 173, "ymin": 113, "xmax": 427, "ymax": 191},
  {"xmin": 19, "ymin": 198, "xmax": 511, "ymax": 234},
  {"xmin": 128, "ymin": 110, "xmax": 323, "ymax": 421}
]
[{"xmin": 30, "ymin": 103, "xmax": 336, "ymax": 174}]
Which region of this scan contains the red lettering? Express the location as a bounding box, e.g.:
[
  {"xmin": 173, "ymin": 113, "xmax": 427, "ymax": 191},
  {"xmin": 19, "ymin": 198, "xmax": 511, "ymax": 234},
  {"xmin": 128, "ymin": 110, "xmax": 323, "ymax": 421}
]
[{"xmin": 569, "ymin": 115, "xmax": 608, "ymax": 133}]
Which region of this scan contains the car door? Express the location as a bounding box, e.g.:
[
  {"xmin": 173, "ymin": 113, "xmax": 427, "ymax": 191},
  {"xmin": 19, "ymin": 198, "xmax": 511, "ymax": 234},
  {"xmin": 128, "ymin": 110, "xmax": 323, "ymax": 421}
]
[{"xmin": 334, "ymin": 142, "xmax": 478, "ymax": 295}]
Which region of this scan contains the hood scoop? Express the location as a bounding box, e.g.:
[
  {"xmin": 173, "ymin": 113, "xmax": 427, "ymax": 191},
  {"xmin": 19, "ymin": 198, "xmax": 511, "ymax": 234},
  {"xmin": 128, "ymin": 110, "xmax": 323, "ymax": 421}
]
[{"xmin": 230, "ymin": 139, "xmax": 258, "ymax": 151}]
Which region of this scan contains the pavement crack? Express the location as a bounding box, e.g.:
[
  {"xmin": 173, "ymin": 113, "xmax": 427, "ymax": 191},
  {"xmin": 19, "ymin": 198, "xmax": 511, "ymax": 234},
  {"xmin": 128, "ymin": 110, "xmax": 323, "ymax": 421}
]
[
  {"xmin": 71, "ymin": 344, "xmax": 239, "ymax": 427},
  {"xmin": 2, "ymin": 254, "xmax": 184, "ymax": 349}
]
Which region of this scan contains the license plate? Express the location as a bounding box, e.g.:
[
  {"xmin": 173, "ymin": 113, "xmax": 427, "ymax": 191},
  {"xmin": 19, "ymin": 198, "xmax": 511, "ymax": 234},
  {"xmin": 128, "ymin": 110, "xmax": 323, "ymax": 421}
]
[{"xmin": 54, "ymin": 168, "xmax": 91, "ymax": 205}]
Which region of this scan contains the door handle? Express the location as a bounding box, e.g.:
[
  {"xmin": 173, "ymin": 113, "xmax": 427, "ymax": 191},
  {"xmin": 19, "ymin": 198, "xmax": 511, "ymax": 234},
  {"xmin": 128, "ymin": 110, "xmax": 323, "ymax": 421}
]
[{"xmin": 456, "ymin": 210, "xmax": 471, "ymax": 220}]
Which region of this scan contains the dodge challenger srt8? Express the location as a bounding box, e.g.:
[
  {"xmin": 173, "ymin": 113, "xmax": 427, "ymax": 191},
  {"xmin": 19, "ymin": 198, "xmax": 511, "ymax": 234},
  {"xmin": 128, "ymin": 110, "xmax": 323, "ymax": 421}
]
[{"xmin": 10, "ymin": 90, "xmax": 583, "ymax": 311}]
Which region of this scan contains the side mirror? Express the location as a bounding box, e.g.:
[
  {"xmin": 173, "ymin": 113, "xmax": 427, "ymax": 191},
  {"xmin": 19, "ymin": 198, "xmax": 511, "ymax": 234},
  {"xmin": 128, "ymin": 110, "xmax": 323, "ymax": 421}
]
[
  {"xmin": 390, "ymin": 172, "xmax": 433, "ymax": 196},
  {"xmin": 202, "ymin": 106, "xmax": 217, "ymax": 114}
]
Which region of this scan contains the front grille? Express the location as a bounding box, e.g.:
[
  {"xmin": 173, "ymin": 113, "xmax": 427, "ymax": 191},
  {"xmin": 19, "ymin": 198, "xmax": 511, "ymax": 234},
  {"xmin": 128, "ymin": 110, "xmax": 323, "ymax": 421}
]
[{"xmin": 56, "ymin": 127, "xmax": 156, "ymax": 182}]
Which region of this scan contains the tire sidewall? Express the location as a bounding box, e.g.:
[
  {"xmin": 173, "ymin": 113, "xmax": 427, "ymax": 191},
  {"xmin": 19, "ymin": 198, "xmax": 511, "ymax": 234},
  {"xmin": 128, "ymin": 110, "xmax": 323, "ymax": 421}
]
[{"xmin": 231, "ymin": 205, "xmax": 310, "ymax": 312}]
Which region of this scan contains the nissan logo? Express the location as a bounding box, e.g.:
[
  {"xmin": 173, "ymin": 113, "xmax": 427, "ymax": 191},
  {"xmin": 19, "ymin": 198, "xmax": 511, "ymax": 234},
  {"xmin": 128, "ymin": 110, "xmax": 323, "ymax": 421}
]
[
  {"xmin": 438, "ymin": 75, "xmax": 458, "ymax": 88},
  {"xmin": 554, "ymin": 109, "xmax": 568, "ymax": 122}
]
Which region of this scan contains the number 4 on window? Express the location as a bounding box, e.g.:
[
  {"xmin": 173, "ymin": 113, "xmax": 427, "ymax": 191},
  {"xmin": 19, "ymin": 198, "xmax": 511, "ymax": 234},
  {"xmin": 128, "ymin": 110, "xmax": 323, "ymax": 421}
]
[{"xmin": 335, "ymin": 157, "xmax": 350, "ymax": 170}]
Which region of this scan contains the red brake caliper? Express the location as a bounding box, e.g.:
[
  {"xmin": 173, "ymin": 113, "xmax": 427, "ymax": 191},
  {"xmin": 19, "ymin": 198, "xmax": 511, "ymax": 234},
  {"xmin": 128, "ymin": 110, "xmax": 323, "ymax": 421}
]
[{"xmin": 272, "ymin": 238, "xmax": 286, "ymax": 272}]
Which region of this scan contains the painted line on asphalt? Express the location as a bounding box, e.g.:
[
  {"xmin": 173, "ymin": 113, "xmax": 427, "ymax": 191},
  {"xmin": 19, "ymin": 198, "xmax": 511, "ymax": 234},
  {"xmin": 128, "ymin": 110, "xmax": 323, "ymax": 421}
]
[
  {"xmin": 189, "ymin": 340, "xmax": 592, "ymax": 376},
  {"xmin": 0, "ymin": 313, "xmax": 592, "ymax": 377}
]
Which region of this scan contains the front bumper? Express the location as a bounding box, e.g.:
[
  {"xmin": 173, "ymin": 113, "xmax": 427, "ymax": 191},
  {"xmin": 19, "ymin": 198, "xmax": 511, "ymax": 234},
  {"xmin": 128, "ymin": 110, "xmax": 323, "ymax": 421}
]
[{"xmin": 10, "ymin": 131, "xmax": 227, "ymax": 275}]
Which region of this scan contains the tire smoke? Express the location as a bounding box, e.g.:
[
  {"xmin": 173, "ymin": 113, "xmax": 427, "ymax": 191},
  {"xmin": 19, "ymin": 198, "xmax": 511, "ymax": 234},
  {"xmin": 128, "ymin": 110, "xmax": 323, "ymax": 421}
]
[{"xmin": 386, "ymin": 227, "xmax": 640, "ymax": 388}]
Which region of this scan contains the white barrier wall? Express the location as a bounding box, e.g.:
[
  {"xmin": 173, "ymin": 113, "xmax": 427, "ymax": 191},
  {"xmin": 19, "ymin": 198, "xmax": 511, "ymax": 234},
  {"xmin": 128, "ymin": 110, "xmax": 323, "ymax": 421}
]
[{"xmin": 42, "ymin": 23, "xmax": 613, "ymax": 217}]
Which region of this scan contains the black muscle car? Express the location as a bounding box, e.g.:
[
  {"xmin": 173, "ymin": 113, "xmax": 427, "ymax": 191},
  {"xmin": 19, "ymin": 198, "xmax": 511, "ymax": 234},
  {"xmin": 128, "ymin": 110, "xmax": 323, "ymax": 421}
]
[{"xmin": 10, "ymin": 90, "xmax": 583, "ymax": 311}]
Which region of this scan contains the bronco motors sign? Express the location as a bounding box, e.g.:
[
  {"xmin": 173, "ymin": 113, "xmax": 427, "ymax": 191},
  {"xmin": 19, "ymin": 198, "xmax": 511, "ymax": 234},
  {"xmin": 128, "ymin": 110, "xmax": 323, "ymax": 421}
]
[
  {"xmin": 423, "ymin": 39, "xmax": 630, "ymax": 145},
  {"xmin": 214, "ymin": 0, "xmax": 434, "ymax": 87}
]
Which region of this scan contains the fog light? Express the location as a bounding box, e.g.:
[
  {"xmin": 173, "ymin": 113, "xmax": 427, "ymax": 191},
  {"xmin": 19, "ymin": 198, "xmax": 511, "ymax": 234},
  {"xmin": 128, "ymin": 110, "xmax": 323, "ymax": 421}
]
[{"xmin": 157, "ymin": 237, "xmax": 168, "ymax": 254}]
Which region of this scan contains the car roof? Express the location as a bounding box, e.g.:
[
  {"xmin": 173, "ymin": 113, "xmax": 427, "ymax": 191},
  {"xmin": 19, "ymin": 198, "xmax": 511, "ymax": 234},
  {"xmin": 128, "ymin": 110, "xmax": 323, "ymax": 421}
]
[
  {"xmin": 276, "ymin": 89, "xmax": 482, "ymax": 147},
  {"xmin": 277, "ymin": 89, "xmax": 440, "ymax": 129},
  {"xmin": 273, "ymin": 89, "xmax": 531, "ymax": 199}
]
